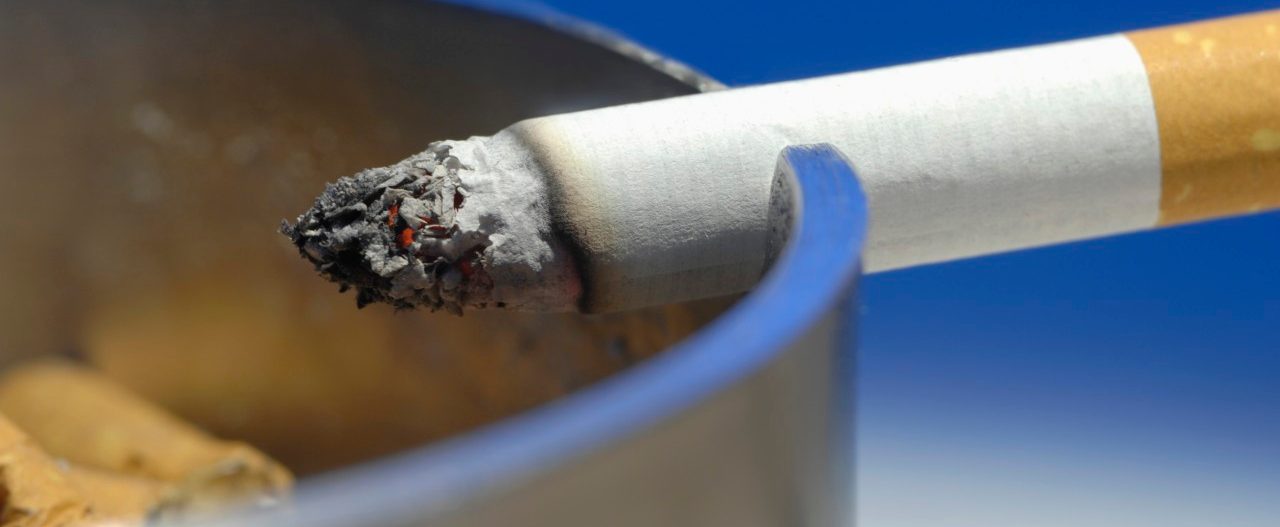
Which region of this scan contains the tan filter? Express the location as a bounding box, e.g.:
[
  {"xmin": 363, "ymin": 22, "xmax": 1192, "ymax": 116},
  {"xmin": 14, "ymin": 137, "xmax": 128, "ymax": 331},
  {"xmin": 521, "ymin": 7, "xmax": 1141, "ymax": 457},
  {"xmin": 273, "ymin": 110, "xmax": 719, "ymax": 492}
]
[{"xmin": 1128, "ymin": 11, "xmax": 1280, "ymax": 224}]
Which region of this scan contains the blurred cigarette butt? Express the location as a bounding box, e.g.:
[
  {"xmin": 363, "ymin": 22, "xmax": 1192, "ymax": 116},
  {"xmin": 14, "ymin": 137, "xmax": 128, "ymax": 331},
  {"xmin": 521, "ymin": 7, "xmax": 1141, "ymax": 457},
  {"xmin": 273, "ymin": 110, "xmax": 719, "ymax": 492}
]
[
  {"xmin": 0, "ymin": 361, "xmax": 293, "ymax": 515},
  {"xmin": 0, "ymin": 415, "xmax": 92, "ymax": 527},
  {"xmin": 60, "ymin": 465, "xmax": 165, "ymax": 525}
]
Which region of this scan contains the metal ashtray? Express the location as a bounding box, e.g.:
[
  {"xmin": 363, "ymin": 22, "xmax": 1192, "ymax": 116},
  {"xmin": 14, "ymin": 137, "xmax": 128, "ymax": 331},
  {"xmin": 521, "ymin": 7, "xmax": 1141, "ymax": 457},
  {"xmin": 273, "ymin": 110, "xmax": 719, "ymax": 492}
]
[{"xmin": 0, "ymin": 1, "xmax": 865, "ymax": 525}]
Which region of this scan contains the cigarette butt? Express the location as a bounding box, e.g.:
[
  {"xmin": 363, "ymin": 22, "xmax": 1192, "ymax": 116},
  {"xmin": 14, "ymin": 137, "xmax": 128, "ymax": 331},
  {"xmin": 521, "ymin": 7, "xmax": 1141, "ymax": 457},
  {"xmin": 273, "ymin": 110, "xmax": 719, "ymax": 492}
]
[
  {"xmin": 0, "ymin": 360, "xmax": 293, "ymax": 514},
  {"xmin": 66, "ymin": 458, "xmax": 290, "ymax": 525},
  {"xmin": 0, "ymin": 414, "xmax": 93, "ymax": 527},
  {"xmin": 60, "ymin": 465, "xmax": 165, "ymax": 525}
]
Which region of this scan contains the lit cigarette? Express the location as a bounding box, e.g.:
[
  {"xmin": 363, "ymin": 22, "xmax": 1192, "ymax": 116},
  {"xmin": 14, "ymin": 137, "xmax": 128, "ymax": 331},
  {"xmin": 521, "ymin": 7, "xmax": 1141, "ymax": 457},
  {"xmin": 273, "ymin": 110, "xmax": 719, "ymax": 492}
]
[
  {"xmin": 0, "ymin": 361, "xmax": 293, "ymax": 517},
  {"xmin": 283, "ymin": 10, "xmax": 1280, "ymax": 313}
]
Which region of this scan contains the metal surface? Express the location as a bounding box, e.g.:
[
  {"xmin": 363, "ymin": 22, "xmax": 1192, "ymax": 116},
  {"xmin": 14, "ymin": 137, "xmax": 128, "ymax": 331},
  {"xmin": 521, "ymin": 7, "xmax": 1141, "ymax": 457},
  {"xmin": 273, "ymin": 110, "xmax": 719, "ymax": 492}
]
[
  {"xmin": 0, "ymin": 0, "xmax": 720, "ymax": 476},
  {"xmin": 439, "ymin": 0, "xmax": 726, "ymax": 92}
]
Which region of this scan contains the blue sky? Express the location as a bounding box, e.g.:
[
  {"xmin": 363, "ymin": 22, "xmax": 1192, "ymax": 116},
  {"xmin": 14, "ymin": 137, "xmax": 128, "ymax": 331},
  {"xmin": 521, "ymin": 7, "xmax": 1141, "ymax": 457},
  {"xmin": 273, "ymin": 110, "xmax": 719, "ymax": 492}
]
[{"xmin": 521, "ymin": 1, "xmax": 1279, "ymax": 525}]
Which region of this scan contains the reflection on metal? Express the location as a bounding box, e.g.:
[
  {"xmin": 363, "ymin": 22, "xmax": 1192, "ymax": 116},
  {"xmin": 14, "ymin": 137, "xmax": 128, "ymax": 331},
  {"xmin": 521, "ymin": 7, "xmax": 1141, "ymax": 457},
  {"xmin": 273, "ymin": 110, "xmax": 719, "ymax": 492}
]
[{"xmin": 441, "ymin": 0, "xmax": 726, "ymax": 92}]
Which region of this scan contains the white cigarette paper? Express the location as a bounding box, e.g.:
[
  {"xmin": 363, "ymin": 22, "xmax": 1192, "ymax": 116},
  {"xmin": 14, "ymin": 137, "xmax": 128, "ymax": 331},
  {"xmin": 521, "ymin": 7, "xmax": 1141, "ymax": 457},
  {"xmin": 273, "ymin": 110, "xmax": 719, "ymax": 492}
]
[{"xmin": 512, "ymin": 35, "xmax": 1160, "ymax": 310}]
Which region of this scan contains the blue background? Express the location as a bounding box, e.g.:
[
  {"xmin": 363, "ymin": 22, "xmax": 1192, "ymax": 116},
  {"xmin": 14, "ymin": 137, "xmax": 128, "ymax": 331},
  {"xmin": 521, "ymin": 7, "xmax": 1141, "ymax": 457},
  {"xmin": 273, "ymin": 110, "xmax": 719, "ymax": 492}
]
[{"xmin": 524, "ymin": 1, "xmax": 1279, "ymax": 525}]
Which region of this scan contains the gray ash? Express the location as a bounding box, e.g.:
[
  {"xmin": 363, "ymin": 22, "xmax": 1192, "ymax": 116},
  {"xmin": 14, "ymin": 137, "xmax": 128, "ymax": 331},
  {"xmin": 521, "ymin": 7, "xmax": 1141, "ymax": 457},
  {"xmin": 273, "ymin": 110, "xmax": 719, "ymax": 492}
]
[{"xmin": 281, "ymin": 143, "xmax": 493, "ymax": 314}]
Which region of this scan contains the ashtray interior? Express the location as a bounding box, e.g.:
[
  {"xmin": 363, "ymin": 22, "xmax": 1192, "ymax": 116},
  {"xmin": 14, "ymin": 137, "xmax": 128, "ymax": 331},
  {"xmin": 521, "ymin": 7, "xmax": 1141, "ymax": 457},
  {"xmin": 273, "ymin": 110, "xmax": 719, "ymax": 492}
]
[{"xmin": 0, "ymin": 0, "xmax": 730, "ymax": 476}]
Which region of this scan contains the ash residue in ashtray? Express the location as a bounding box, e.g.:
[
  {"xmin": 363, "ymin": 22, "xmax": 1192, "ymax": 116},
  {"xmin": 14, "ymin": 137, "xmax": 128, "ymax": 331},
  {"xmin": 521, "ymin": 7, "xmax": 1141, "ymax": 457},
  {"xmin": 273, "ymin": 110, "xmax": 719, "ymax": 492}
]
[{"xmin": 282, "ymin": 142, "xmax": 493, "ymax": 314}]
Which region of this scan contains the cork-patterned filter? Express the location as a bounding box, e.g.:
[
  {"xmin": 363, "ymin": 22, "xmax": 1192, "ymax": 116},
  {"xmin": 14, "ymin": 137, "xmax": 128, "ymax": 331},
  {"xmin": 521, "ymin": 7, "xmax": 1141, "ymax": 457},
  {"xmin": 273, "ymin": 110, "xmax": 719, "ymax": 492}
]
[{"xmin": 1127, "ymin": 11, "xmax": 1280, "ymax": 225}]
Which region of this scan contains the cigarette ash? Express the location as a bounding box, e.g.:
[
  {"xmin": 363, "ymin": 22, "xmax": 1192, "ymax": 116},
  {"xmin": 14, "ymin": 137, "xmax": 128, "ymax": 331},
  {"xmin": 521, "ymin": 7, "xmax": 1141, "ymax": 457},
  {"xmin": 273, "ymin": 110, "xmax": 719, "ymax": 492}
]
[{"xmin": 282, "ymin": 142, "xmax": 494, "ymax": 314}]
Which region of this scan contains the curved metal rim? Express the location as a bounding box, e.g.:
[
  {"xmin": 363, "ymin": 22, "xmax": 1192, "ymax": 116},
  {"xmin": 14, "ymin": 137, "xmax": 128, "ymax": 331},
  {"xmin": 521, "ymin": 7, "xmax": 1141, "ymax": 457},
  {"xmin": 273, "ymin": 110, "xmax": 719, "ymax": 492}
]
[
  {"xmin": 233, "ymin": 144, "xmax": 867, "ymax": 526},
  {"xmin": 436, "ymin": 0, "xmax": 726, "ymax": 92}
]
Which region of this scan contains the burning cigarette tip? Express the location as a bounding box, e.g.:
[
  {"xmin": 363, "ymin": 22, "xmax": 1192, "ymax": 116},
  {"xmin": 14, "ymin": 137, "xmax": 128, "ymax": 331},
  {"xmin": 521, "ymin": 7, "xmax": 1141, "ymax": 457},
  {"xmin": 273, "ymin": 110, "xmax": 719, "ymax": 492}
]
[{"xmin": 282, "ymin": 142, "xmax": 495, "ymax": 315}]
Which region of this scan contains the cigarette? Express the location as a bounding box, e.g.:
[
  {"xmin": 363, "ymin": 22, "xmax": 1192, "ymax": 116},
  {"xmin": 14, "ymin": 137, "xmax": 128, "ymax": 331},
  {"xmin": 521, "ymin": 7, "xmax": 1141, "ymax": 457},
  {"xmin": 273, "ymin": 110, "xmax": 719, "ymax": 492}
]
[
  {"xmin": 0, "ymin": 361, "xmax": 293, "ymax": 516},
  {"xmin": 0, "ymin": 414, "xmax": 93, "ymax": 527},
  {"xmin": 283, "ymin": 10, "xmax": 1280, "ymax": 313}
]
